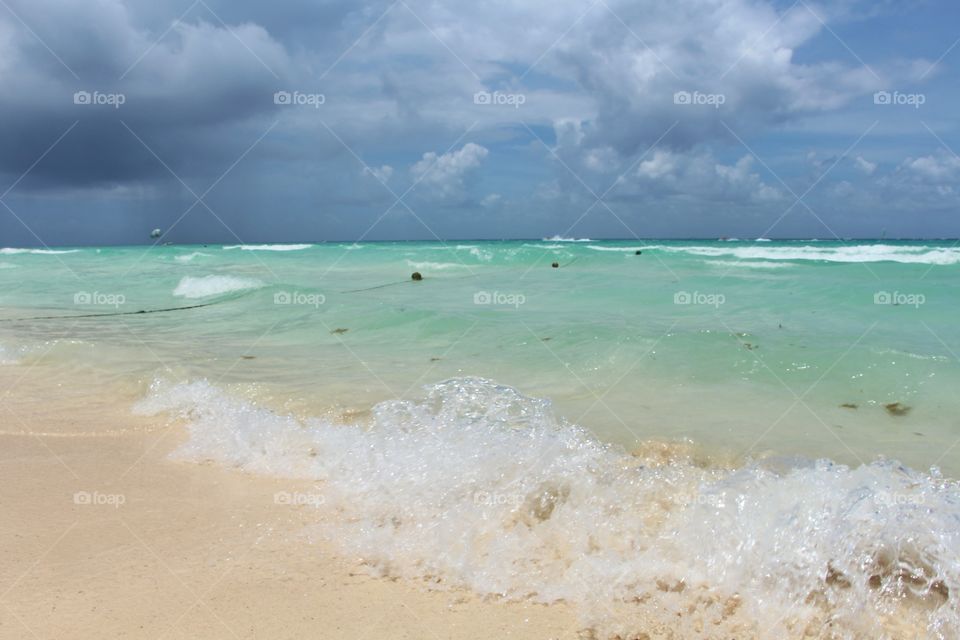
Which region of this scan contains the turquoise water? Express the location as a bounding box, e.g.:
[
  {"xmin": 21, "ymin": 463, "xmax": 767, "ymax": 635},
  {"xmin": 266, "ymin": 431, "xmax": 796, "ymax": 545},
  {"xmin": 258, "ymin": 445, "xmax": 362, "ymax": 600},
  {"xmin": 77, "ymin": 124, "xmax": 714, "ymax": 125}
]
[
  {"xmin": 2, "ymin": 239, "xmax": 957, "ymax": 472},
  {"xmin": 3, "ymin": 239, "xmax": 960, "ymax": 637}
]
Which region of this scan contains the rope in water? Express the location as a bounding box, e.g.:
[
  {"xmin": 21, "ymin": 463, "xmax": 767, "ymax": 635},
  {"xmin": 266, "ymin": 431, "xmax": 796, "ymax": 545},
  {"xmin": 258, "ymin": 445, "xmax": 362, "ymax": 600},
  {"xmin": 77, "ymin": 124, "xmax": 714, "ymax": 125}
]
[
  {"xmin": 0, "ymin": 291, "xmax": 252, "ymax": 323},
  {"xmin": 0, "ymin": 258, "xmax": 588, "ymax": 321}
]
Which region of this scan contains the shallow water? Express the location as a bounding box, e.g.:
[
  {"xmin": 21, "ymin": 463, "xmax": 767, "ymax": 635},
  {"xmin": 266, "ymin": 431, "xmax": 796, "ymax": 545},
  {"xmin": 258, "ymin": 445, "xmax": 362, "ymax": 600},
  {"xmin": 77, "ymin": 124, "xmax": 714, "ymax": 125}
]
[
  {"xmin": 1, "ymin": 239, "xmax": 957, "ymax": 472},
  {"xmin": 2, "ymin": 239, "xmax": 959, "ymax": 637}
]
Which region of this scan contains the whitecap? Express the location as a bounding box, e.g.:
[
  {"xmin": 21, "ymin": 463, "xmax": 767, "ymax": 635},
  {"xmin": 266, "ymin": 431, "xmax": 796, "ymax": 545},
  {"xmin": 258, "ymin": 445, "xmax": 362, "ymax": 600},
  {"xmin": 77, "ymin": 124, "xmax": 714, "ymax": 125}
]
[
  {"xmin": 174, "ymin": 252, "xmax": 212, "ymax": 263},
  {"xmin": 222, "ymin": 244, "xmax": 312, "ymax": 252},
  {"xmin": 0, "ymin": 248, "xmax": 80, "ymax": 255},
  {"xmin": 658, "ymin": 244, "xmax": 960, "ymax": 265},
  {"xmin": 172, "ymin": 275, "xmax": 264, "ymax": 299},
  {"xmin": 705, "ymin": 259, "xmax": 796, "ymax": 269},
  {"xmin": 586, "ymin": 245, "xmax": 648, "ymax": 252},
  {"xmin": 405, "ymin": 260, "xmax": 470, "ymax": 271}
]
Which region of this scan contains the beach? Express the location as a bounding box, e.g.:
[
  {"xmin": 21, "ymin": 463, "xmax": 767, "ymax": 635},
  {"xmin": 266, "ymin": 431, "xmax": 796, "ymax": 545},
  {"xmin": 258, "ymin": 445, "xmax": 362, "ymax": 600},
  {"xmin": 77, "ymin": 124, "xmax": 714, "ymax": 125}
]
[
  {"xmin": 0, "ymin": 366, "xmax": 582, "ymax": 639},
  {"xmin": 1, "ymin": 240, "xmax": 958, "ymax": 639}
]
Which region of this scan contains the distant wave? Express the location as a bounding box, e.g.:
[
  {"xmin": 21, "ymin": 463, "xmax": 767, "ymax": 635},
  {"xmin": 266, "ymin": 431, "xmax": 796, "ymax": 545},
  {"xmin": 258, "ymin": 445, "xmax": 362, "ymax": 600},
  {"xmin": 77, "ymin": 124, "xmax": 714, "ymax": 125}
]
[
  {"xmin": 522, "ymin": 243, "xmax": 567, "ymax": 249},
  {"xmin": 222, "ymin": 244, "xmax": 312, "ymax": 252},
  {"xmin": 174, "ymin": 252, "xmax": 212, "ymax": 263},
  {"xmin": 542, "ymin": 235, "xmax": 591, "ymax": 242},
  {"xmin": 657, "ymin": 244, "xmax": 960, "ymax": 265},
  {"xmin": 0, "ymin": 248, "xmax": 80, "ymax": 255},
  {"xmin": 586, "ymin": 245, "xmax": 648, "ymax": 252},
  {"xmin": 172, "ymin": 275, "xmax": 264, "ymax": 299},
  {"xmin": 405, "ymin": 260, "xmax": 470, "ymax": 271},
  {"xmin": 705, "ymin": 259, "xmax": 796, "ymax": 269}
]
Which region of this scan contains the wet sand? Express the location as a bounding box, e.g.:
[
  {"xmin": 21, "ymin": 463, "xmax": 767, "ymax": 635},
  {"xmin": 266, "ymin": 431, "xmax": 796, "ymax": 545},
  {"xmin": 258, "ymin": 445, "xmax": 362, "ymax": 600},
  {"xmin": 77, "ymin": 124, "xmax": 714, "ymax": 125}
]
[{"xmin": 0, "ymin": 367, "xmax": 579, "ymax": 639}]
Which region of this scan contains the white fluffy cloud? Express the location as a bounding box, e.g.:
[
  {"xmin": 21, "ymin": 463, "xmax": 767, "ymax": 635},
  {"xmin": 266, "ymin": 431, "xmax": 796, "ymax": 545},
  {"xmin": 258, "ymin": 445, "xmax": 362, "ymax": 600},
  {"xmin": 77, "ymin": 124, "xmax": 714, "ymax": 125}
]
[
  {"xmin": 410, "ymin": 143, "xmax": 489, "ymax": 200},
  {"xmin": 630, "ymin": 150, "xmax": 782, "ymax": 204}
]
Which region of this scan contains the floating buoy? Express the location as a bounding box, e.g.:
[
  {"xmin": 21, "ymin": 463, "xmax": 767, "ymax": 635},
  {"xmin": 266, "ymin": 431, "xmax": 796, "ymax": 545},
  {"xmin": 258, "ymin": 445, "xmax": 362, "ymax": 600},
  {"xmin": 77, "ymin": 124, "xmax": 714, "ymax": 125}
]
[
  {"xmin": 150, "ymin": 228, "xmax": 162, "ymax": 239},
  {"xmin": 411, "ymin": 272, "xmax": 423, "ymax": 281}
]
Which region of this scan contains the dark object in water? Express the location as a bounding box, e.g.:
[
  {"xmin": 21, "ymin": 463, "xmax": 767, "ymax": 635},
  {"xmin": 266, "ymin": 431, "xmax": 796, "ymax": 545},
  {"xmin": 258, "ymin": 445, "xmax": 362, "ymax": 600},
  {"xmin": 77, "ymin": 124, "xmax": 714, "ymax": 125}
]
[
  {"xmin": 551, "ymin": 262, "xmax": 559, "ymax": 268},
  {"xmin": 840, "ymin": 403, "xmax": 858, "ymax": 409},
  {"xmin": 635, "ymin": 250, "xmax": 642, "ymax": 255},
  {"xmin": 411, "ymin": 272, "xmax": 423, "ymax": 281},
  {"xmin": 885, "ymin": 402, "xmax": 911, "ymax": 416},
  {"xmin": 430, "ymin": 357, "xmax": 441, "ymax": 362},
  {"xmin": 240, "ymin": 355, "xmax": 256, "ymax": 360},
  {"xmin": 331, "ymin": 328, "xmax": 349, "ymax": 335}
]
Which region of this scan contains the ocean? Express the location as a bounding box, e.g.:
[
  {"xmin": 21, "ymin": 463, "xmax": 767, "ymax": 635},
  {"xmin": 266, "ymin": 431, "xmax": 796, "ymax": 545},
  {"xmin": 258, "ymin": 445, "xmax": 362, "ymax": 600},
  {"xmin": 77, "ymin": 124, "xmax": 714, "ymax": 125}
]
[{"xmin": 2, "ymin": 239, "xmax": 959, "ymax": 637}]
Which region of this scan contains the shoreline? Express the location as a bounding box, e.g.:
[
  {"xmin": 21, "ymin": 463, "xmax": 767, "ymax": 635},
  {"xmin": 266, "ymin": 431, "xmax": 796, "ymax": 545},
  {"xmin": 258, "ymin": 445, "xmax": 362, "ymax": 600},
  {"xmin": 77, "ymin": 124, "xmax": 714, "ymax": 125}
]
[
  {"xmin": 0, "ymin": 368, "xmax": 581, "ymax": 639},
  {"xmin": 1, "ymin": 361, "xmax": 954, "ymax": 639}
]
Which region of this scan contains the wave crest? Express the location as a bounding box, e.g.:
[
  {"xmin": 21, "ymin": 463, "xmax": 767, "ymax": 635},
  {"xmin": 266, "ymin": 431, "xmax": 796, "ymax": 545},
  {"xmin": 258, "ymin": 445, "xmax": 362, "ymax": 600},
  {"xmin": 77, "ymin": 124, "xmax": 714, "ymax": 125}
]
[
  {"xmin": 172, "ymin": 275, "xmax": 264, "ymax": 298},
  {"xmin": 137, "ymin": 377, "xmax": 960, "ymax": 639}
]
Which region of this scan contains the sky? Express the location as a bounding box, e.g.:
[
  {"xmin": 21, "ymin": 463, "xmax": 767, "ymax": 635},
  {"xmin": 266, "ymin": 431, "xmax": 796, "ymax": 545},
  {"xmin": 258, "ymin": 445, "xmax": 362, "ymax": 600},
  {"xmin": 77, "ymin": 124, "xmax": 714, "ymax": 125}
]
[{"xmin": 0, "ymin": 0, "xmax": 958, "ymax": 245}]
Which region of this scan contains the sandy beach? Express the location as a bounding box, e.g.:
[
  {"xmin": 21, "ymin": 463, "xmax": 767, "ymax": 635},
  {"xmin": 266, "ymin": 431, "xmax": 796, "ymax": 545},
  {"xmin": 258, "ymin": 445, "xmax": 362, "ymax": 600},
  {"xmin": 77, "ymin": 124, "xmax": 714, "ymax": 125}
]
[{"xmin": 0, "ymin": 366, "xmax": 581, "ymax": 639}]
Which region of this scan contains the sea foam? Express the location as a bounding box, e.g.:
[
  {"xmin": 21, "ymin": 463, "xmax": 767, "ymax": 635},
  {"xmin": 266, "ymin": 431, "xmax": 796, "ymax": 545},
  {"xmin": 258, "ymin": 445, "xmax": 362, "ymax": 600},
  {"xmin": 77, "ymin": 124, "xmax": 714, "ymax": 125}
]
[
  {"xmin": 222, "ymin": 244, "xmax": 312, "ymax": 251},
  {"xmin": 136, "ymin": 377, "xmax": 960, "ymax": 639},
  {"xmin": 0, "ymin": 248, "xmax": 80, "ymax": 255},
  {"xmin": 172, "ymin": 275, "xmax": 264, "ymax": 299},
  {"xmin": 652, "ymin": 244, "xmax": 960, "ymax": 265},
  {"xmin": 174, "ymin": 252, "xmax": 212, "ymax": 263}
]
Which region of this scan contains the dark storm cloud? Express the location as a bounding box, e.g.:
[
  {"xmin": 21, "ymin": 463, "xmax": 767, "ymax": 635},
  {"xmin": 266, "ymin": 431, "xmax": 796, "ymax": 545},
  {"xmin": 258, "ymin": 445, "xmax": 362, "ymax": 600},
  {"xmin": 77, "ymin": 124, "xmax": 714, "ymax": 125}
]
[{"xmin": 0, "ymin": 0, "xmax": 957, "ymax": 244}]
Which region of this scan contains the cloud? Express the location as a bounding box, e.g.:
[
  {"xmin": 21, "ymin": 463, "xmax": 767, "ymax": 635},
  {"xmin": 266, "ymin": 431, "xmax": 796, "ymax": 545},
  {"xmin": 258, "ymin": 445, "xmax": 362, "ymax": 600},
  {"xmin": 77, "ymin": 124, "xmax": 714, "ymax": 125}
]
[
  {"xmin": 629, "ymin": 150, "xmax": 782, "ymax": 204},
  {"xmin": 364, "ymin": 165, "xmax": 394, "ymax": 183},
  {"xmin": 410, "ymin": 143, "xmax": 489, "ymax": 200},
  {"xmin": 0, "ymin": 0, "xmax": 293, "ymax": 190},
  {"xmin": 0, "ymin": 0, "xmax": 953, "ymax": 243},
  {"xmin": 853, "ymin": 156, "xmax": 877, "ymax": 175}
]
